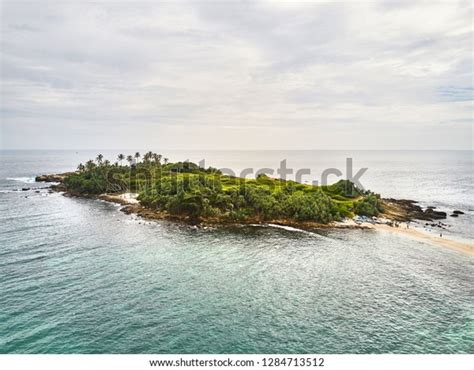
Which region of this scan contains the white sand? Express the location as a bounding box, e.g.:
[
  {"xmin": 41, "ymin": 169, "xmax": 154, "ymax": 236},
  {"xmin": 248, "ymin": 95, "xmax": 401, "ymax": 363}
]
[
  {"xmin": 365, "ymin": 222, "xmax": 473, "ymax": 255},
  {"xmin": 118, "ymin": 193, "xmax": 139, "ymax": 204}
]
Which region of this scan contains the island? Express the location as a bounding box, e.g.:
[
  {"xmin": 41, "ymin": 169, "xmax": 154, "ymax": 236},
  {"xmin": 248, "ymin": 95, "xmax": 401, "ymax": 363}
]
[{"xmin": 35, "ymin": 152, "xmax": 472, "ymax": 254}]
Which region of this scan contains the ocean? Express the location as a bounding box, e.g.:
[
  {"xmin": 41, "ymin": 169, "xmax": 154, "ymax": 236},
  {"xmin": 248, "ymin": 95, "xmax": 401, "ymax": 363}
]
[{"xmin": 0, "ymin": 150, "xmax": 473, "ymax": 353}]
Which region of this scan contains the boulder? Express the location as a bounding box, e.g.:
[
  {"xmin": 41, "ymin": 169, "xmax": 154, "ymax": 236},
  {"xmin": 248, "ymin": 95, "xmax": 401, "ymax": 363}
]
[{"xmin": 423, "ymin": 208, "xmax": 447, "ymax": 220}]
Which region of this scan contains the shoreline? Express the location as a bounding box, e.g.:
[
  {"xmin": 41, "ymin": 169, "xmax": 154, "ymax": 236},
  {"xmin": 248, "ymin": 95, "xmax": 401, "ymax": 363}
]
[
  {"xmin": 366, "ymin": 222, "xmax": 473, "ymax": 255},
  {"xmin": 97, "ymin": 192, "xmax": 370, "ymax": 230},
  {"xmin": 98, "ymin": 192, "xmax": 473, "ymax": 255},
  {"xmin": 36, "ymin": 169, "xmax": 472, "ymax": 255}
]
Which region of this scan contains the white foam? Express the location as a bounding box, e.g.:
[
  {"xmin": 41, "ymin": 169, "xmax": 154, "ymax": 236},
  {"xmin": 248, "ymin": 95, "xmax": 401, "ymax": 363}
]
[
  {"xmin": 251, "ymin": 223, "xmax": 330, "ymax": 239},
  {"xmin": 267, "ymin": 223, "xmax": 309, "ymax": 233},
  {"xmin": 6, "ymin": 177, "xmax": 36, "ymax": 183}
]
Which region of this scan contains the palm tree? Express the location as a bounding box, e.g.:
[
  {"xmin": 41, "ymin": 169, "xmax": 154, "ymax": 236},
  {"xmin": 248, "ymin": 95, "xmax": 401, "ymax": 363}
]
[
  {"xmin": 144, "ymin": 151, "xmax": 153, "ymax": 164},
  {"xmin": 153, "ymin": 153, "xmax": 162, "ymax": 164},
  {"xmin": 163, "ymin": 157, "xmax": 169, "ymax": 165},
  {"xmin": 77, "ymin": 163, "xmax": 85, "ymax": 173},
  {"xmin": 85, "ymin": 160, "xmax": 96, "ymax": 171},
  {"xmin": 96, "ymin": 154, "xmax": 104, "ymax": 165},
  {"xmin": 134, "ymin": 152, "xmax": 141, "ymax": 163},
  {"xmin": 103, "ymin": 160, "xmax": 111, "ymax": 167},
  {"xmin": 126, "ymin": 155, "xmax": 134, "ymax": 166},
  {"xmin": 117, "ymin": 153, "xmax": 125, "ymax": 166}
]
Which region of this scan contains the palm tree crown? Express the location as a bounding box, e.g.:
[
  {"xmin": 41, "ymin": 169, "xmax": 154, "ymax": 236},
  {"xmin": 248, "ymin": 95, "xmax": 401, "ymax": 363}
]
[
  {"xmin": 117, "ymin": 153, "xmax": 125, "ymax": 165},
  {"xmin": 144, "ymin": 151, "xmax": 153, "ymax": 163},
  {"xmin": 85, "ymin": 160, "xmax": 96, "ymax": 171}
]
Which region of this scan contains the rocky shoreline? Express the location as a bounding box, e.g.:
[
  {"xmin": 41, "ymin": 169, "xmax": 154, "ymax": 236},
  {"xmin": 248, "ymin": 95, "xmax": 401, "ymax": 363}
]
[
  {"xmin": 381, "ymin": 198, "xmax": 447, "ymax": 221},
  {"xmin": 35, "ymin": 172, "xmax": 466, "ymax": 231},
  {"xmin": 33, "ymin": 172, "xmax": 474, "ymax": 254},
  {"xmin": 35, "ymin": 173, "xmax": 375, "ymax": 230},
  {"xmin": 79, "ymin": 192, "xmax": 370, "ymax": 230}
]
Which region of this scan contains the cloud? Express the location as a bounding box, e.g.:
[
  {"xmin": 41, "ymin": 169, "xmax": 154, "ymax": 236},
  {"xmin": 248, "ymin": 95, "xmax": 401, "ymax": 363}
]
[{"xmin": 0, "ymin": 0, "xmax": 472, "ymax": 149}]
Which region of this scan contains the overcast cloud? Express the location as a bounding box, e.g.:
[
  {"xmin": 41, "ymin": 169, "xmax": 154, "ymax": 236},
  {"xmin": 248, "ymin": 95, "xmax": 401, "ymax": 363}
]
[{"xmin": 0, "ymin": 0, "xmax": 472, "ymax": 150}]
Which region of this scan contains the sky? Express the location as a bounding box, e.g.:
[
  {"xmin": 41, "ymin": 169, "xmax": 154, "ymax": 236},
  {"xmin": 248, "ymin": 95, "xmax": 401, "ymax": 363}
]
[{"xmin": 0, "ymin": 0, "xmax": 472, "ymax": 150}]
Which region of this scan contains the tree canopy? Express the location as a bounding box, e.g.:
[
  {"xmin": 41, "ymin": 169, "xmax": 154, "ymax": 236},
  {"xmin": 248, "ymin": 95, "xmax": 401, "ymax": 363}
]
[{"xmin": 64, "ymin": 153, "xmax": 382, "ymax": 223}]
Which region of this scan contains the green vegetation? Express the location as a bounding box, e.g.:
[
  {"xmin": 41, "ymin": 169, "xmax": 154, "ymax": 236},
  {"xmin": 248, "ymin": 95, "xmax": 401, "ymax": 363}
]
[
  {"xmin": 354, "ymin": 194, "xmax": 384, "ymax": 217},
  {"xmin": 63, "ymin": 153, "xmax": 383, "ymax": 223}
]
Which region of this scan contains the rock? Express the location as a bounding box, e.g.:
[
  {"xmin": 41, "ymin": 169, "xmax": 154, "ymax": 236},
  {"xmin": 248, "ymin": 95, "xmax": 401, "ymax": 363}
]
[
  {"xmin": 35, "ymin": 172, "xmax": 75, "ymax": 183},
  {"xmin": 452, "ymin": 210, "xmax": 464, "ymax": 215},
  {"xmin": 382, "ymin": 199, "xmax": 448, "ymax": 221},
  {"xmin": 21, "ymin": 187, "xmax": 30, "ymax": 191},
  {"xmin": 381, "ymin": 198, "xmax": 425, "ymax": 221},
  {"xmin": 423, "ymin": 208, "xmax": 447, "ymax": 220},
  {"xmin": 450, "ymin": 213, "xmax": 459, "ymax": 217}
]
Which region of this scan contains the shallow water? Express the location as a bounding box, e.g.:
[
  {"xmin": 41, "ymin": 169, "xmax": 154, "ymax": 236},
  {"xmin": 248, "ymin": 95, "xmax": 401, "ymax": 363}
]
[{"xmin": 0, "ymin": 150, "xmax": 473, "ymax": 353}]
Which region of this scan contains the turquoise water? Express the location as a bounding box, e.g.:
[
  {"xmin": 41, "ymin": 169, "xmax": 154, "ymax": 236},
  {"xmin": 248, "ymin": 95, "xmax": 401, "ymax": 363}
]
[{"xmin": 0, "ymin": 150, "xmax": 473, "ymax": 353}]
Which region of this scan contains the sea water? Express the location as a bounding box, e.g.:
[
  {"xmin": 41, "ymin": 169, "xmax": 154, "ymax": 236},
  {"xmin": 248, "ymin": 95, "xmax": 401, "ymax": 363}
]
[{"xmin": 0, "ymin": 150, "xmax": 473, "ymax": 353}]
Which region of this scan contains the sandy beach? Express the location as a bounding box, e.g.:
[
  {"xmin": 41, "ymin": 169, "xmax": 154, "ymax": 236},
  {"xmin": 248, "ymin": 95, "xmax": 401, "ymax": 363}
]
[{"xmin": 366, "ymin": 223, "xmax": 474, "ymax": 255}]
